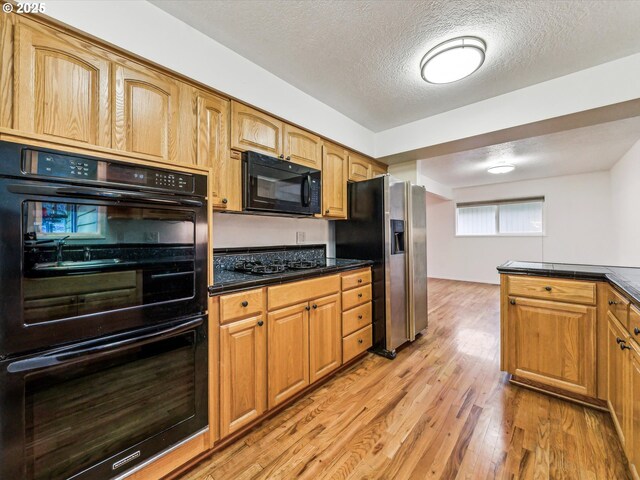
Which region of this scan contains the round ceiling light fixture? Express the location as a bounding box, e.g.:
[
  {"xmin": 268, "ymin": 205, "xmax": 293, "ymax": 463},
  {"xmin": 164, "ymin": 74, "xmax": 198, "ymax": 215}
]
[
  {"xmin": 487, "ymin": 163, "xmax": 515, "ymax": 175},
  {"xmin": 420, "ymin": 36, "xmax": 486, "ymax": 84}
]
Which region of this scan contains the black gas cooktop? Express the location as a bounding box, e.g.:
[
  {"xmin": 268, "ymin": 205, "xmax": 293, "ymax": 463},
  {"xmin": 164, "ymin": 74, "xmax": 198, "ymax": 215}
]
[{"xmin": 233, "ymin": 259, "xmax": 325, "ymax": 276}]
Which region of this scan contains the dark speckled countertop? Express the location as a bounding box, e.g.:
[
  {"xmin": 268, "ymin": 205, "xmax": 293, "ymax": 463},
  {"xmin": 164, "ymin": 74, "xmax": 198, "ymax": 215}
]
[
  {"xmin": 497, "ymin": 261, "xmax": 640, "ymax": 306},
  {"xmin": 209, "ymin": 258, "xmax": 373, "ymax": 295}
]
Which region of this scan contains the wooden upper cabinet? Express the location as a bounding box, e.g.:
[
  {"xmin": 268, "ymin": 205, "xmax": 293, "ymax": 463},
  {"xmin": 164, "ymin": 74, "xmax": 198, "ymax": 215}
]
[
  {"xmin": 219, "ymin": 314, "xmax": 267, "ymax": 437},
  {"xmin": 231, "ymin": 101, "xmax": 283, "ymax": 157},
  {"xmin": 13, "ymin": 20, "xmax": 111, "ymax": 147},
  {"xmin": 113, "ymin": 61, "xmax": 180, "ymax": 161},
  {"xmin": 283, "ymin": 124, "xmax": 322, "ymax": 169},
  {"xmin": 267, "ymin": 302, "xmax": 309, "ymax": 408},
  {"xmin": 370, "ymin": 162, "xmax": 387, "ymax": 178},
  {"xmin": 348, "ymin": 152, "xmax": 371, "ymax": 182},
  {"xmin": 322, "ymin": 143, "xmax": 348, "ymax": 219},
  {"xmin": 507, "ymin": 296, "xmax": 596, "ymax": 396},
  {"xmin": 309, "ymin": 293, "xmax": 342, "ymax": 383},
  {"xmin": 196, "ymin": 92, "xmax": 239, "ymax": 210},
  {"xmin": 608, "ymin": 314, "xmax": 630, "ymax": 450}
]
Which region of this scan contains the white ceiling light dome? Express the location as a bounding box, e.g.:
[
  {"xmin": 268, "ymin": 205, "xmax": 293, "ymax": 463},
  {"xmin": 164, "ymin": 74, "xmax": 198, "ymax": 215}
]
[
  {"xmin": 420, "ymin": 36, "xmax": 486, "ymax": 84},
  {"xmin": 487, "ymin": 163, "xmax": 515, "ymax": 174}
]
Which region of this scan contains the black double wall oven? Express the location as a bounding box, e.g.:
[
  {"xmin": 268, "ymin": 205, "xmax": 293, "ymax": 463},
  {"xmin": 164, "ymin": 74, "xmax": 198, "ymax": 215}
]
[{"xmin": 0, "ymin": 141, "xmax": 209, "ymax": 480}]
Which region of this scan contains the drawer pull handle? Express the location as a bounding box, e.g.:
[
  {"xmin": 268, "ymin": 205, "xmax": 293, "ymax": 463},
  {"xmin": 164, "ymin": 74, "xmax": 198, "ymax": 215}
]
[
  {"xmin": 609, "ymin": 300, "xmax": 618, "ymax": 305},
  {"xmin": 635, "ymin": 327, "xmax": 640, "ymax": 336},
  {"xmin": 616, "ymin": 337, "xmax": 625, "ymax": 344},
  {"xmin": 358, "ymin": 279, "xmax": 363, "ymax": 283},
  {"xmin": 358, "ymin": 315, "xmax": 363, "ymax": 319},
  {"xmin": 241, "ymin": 301, "xmax": 249, "ymax": 307},
  {"xmin": 621, "ymin": 342, "xmax": 631, "ymax": 351},
  {"xmin": 257, "ymin": 320, "xmax": 264, "ymax": 327},
  {"xmin": 509, "ymin": 299, "xmax": 516, "ymax": 305},
  {"xmin": 544, "ymin": 286, "xmax": 552, "ymax": 292},
  {"xmin": 358, "ymin": 293, "xmax": 363, "ymax": 298},
  {"xmin": 358, "ymin": 339, "xmax": 363, "ymax": 344}
]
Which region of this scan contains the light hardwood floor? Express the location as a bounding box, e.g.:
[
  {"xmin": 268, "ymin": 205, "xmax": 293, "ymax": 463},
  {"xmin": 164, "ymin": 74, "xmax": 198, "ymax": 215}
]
[{"xmin": 180, "ymin": 278, "xmax": 630, "ymax": 480}]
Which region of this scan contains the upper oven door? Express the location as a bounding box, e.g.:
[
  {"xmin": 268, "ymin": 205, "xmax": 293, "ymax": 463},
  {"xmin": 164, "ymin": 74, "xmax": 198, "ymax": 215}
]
[
  {"xmin": 244, "ymin": 153, "xmax": 321, "ymax": 215},
  {"xmin": 0, "ymin": 179, "xmax": 208, "ymax": 357}
]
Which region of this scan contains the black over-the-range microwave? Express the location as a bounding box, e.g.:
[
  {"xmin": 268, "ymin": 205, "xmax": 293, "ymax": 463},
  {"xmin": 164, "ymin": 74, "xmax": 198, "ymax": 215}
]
[{"xmin": 242, "ymin": 151, "xmax": 321, "ymax": 216}]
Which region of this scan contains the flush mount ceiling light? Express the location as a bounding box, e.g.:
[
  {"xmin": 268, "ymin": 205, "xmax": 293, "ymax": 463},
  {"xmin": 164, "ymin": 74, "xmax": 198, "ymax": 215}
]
[
  {"xmin": 420, "ymin": 36, "xmax": 486, "ymax": 84},
  {"xmin": 487, "ymin": 164, "xmax": 515, "ymax": 174}
]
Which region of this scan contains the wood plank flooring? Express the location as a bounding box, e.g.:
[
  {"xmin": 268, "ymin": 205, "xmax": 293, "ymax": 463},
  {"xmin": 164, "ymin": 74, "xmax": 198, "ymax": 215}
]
[{"xmin": 179, "ymin": 278, "xmax": 630, "ymax": 480}]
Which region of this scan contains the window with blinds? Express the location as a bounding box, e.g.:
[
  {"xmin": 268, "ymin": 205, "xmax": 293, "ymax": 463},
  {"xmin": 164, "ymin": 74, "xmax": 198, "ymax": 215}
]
[{"xmin": 455, "ymin": 197, "xmax": 544, "ymax": 236}]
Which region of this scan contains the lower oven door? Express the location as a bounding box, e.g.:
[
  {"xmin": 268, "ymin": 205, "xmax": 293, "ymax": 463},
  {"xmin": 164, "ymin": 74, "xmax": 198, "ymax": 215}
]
[{"xmin": 0, "ymin": 315, "xmax": 208, "ymax": 480}]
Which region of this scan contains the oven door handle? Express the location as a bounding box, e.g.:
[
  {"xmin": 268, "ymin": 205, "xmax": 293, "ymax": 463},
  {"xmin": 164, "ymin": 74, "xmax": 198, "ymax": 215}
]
[
  {"xmin": 7, "ymin": 184, "xmax": 203, "ymax": 207},
  {"xmin": 7, "ymin": 317, "xmax": 204, "ymax": 374}
]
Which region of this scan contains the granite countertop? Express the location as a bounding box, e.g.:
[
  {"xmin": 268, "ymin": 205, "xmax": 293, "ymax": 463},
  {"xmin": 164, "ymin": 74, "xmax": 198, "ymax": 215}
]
[
  {"xmin": 209, "ymin": 258, "xmax": 373, "ymax": 295},
  {"xmin": 497, "ymin": 260, "xmax": 640, "ymax": 306}
]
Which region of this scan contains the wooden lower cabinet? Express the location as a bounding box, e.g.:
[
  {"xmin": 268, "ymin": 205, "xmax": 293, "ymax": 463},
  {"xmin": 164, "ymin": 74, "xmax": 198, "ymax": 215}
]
[
  {"xmin": 507, "ymin": 296, "xmax": 596, "ymax": 396},
  {"xmin": 631, "ymin": 343, "xmax": 640, "ymax": 479},
  {"xmin": 268, "ymin": 302, "xmax": 310, "ymax": 408},
  {"xmin": 608, "ymin": 314, "xmax": 630, "ymax": 449},
  {"xmin": 309, "ymin": 293, "xmax": 342, "ymax": 383},
  {"xmin": 219, "ymin": 314, "xmax": 267, "ymax": 437}
]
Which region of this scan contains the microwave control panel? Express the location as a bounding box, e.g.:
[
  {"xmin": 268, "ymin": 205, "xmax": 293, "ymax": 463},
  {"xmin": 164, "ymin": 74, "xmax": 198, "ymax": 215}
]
[{"xmin": 23, "ymin": 150, "xmax": 194, "ymax": 194}]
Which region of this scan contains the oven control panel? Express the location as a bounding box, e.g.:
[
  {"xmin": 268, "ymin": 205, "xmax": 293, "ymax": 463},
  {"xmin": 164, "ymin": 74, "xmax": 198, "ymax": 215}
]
[{"xmin": 24, "ymin": 150, "xmax": 195, "ymax": 193}]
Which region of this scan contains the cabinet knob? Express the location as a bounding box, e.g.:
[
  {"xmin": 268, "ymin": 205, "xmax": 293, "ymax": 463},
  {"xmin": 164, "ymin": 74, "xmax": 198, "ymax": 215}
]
[
  {"xmin": 358, "ymin": 315, "xmax": 363, "ymax": 319},
  {"xmin": 358, "ymin": 293, "xmax": 363, "ymax": 298},
  {"xmin": 609, "ymin": 300, "xmax": 618, "ymax": 305},
  {"xmin": 257, "ymin": 320, "xmax": 264, "ymax": 327},
  {"xmin": 616, "ymin": 337, "xmax": 625, "ymax": 344},
  {"xmin": 286, "ymin": 156, "xmax": 291, "ymax": 161},
  {"xmin": 241, "ymin": 301, "xmax": 248, "ymax": 307},
  {"xmin": 509, "ymin": 299, "xmax": 516, "ymax": 305},
  {"xmin": 222, "ymin": 198, "xmax": 228, "ymax": 204},
  {"xmin": 621, "ymin": 342, "xmax": 632, "ymax": 351},
  {"xmin": 358, "ymin": 339, "xmax": 363, "ymax": 344},
  {"xmin": 634, "ymin": 327, "xmax": 640, "ymax": 336},
  {"xmin": 325, "ymin": 209, "xmax": 330, "ymax": 214},
  {"xmin": 312, "ymin": 304, "xmax": 318, "ymax": 309},
  {"xmin": 279, "ymin": 154, "xmax": 285, "ymax": 160},
  {"xmin": 544, "ymin": 286, "xmax": 552, "ymax": 292},
  {"xmin": 305, "ymin": 306, "xmax": 311, "ymax": 311},
  {"xmin": 358, "ymin": 279, "xmax": 363, "ymax": 283}
]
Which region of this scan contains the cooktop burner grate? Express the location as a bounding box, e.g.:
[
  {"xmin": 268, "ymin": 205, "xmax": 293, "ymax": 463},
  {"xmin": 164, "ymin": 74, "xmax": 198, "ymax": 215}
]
[{"xmin": 233, "ymin": 259, "xmax": 323, "ymax": 275}]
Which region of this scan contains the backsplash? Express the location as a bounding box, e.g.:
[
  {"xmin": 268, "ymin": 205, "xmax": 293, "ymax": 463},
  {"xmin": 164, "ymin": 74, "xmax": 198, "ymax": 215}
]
[{"xmin": 213, "ymin": 244, "xmax": 326, "ymax": 271}]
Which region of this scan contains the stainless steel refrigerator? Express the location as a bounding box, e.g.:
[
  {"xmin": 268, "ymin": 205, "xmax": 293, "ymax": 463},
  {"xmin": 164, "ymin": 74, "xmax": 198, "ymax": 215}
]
[{"xmin": 335, "ymin": 175, "xmax": 428, "ymax": 359}]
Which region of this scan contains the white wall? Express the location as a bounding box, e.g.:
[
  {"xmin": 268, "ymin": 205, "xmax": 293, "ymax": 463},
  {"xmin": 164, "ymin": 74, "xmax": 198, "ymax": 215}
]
[
  {"xmin": 610, "ymin": 139, "xmax": 640, "ymax": 267},
  {"xmin": 212, "ymin": 213, "xmax": 334, "ymax": 255},
  {"xmin": 45, "ymin": 0, "xmax": 375, "ymax": 155},
  {"xmin": 427, "ymin": 172, "xmax": 614, "ymax": 284}
]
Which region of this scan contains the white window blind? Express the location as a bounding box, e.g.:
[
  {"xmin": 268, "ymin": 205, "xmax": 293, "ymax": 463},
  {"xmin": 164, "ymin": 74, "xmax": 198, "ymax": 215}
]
[{"xmin": 456, "ymin": 197, "xmax": 544, "ymax": 236}]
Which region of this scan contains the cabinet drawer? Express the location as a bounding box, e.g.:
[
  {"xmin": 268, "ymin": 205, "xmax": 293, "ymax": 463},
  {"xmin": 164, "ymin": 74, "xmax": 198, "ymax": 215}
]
[
  {"xmin": 631, "ymin": 305, "xmax": 640, "ymax": 345},
  {"xmin": 342, "ymin": 284, "xmax": 372, "ymax": 311},
  {"xmin": 219, "ymin": 288, "xmax": 264, "ymax": 324},
  {"xmin": 607, "ymin": 286, "xmax": 630, "ymax": 327},
  {"xmin": 343, "ymin": 325, "xmax": 372, "ymax": 363},
  {"xmin": 341, "ymin": 268, "xmax": 371, "ymax": 291},
  {"xmin": 342, "ymin": 302, "xmax": 372, "ymax": 337},
  {"xmin": 507, "ymin": 275, "xmax": 596, "ymax": 305},
  {"xmin": 268, "ymin": 275, "xmax": 340, "ymax": 310}
]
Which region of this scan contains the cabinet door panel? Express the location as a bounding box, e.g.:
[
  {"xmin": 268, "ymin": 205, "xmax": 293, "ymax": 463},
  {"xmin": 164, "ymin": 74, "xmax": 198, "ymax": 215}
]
[
  {"xmin": 309, "ymin": 294, "xmax": 342, "ymax": 383},
  {"xmin": 196, "ymin": 93, "xmax": 237, "ymax": 209},
  {"xmin": 14, "ymin": 21, "xmax": 111, "ymax": 146},
  {"xmin": 283, "ymin": 124, "xmax": 322, "ymax": 169},
  {"xmin": 370, "ymin": 163, "xmax": 387, "ymax": 178},
  {"xmin": 631, "ymin": 344, "xmax": 640, "ymax": 477},
  {"xmin": 608, "ymin": 314, "xmax": 630, "ymax": 449},
  {"xmin": 508, "ymin": 297, "xmax": 596, "ymax": 396},
  {"xmin": 113, "ymin": 62, "xmax": 179, "ymax": 161},
  {"xmin": 268, "ymin": 303, "xmax": 309, "ymax": 408},
  {"xmin": 231, "ymin": 102, "xmax": 282, "ymax": 157},
  {"xmin": 322, "ymin": 143, "xmax": 348, "ymax": 219},
  {"xmin": 220, "ymin": 314, "xmax": 267, "ymax": 437},
  {"xmin": 348, "ymin": 152, "xmax": 371, "ymax": 182}
]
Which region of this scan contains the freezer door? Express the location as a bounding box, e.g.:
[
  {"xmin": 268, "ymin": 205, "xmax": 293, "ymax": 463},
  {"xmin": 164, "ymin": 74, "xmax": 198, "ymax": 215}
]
[
  {"xmin": 407, "ymin": 184, "xmax": 428, "ymax": 339},
  {"xmin": 387, "ymin": 179, "xmax": 409, "ymax": 351}
]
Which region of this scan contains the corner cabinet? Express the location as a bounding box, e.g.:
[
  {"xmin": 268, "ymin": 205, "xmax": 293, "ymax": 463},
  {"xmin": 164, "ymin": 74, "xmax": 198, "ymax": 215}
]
[
  {"xmin": 13, "ymin": 19, "xmax": 112, "ymax": 147},
  {"xmin": 322, "ymin": 142, "xmax": 348, "ymax": 219}
]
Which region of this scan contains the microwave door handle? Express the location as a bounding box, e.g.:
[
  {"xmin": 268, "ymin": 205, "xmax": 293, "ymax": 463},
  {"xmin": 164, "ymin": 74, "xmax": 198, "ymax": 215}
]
[
  {"xmin": 7, "ymin": 317, "xmax": 204, "ymax": 374},
  {"xmin": 302, "ymin": 175, "xmax": 311, "ymax": 207}
]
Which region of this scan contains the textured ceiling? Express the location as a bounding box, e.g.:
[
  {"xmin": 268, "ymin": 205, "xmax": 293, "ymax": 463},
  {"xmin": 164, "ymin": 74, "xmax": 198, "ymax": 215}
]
[
  {"xmin": 149, "ymin": 0, "xmax": 640, "ymax": 132},
  {"xmin": 418, "ymin": 117, "xmax": 640, "ymax": 188}
]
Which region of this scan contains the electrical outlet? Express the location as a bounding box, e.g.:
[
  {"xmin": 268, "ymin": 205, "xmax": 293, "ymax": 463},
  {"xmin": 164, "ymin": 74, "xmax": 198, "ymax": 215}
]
[{"xmin": 296, "ymin": 231, "xmax": 305, "ymax": 244}]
